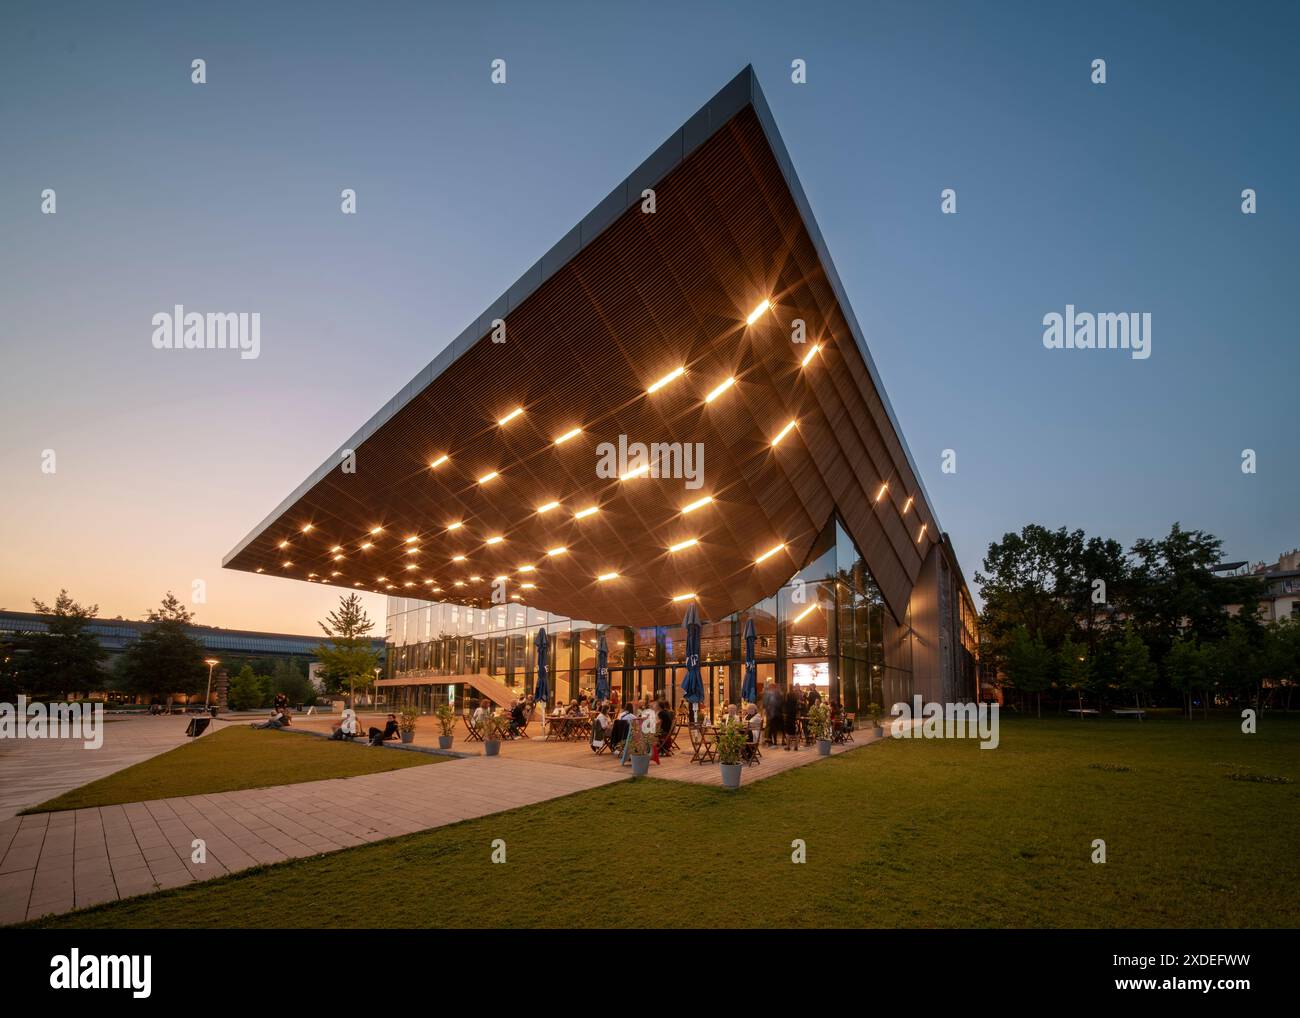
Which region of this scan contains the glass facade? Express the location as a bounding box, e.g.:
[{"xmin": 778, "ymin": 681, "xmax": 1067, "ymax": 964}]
[{"xmin": 382, "ymin": 517, "xmax": 913, "ymax": 721}]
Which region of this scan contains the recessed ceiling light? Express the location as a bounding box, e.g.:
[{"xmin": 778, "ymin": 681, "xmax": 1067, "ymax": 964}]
[
  {"xmin": 574, "ymin": 505, "xmax": 599, "ymax": 520},
  {"xmin": 800, "ymin": 343, "xmax": 821, "ymax": 368},
  {"xmin": 704, "ymin": 376, "xmax": 735, "ymax": 402},
  {"xmin": 517, "ymin": 564, "xmax": 535, "ymax": 573},
  {"xmin": 494, "ymin": 574, "xmax": 508, "ymax": 582},
  {"xmin": 671, "ymin": 592, "xmax": 695, "ymax": 603},
  {"xmin": 452, "ymin": 554, "xmax": 466, "ymax": 562},
  {"xmin": 370, "ymin": 526, "xmax": 383, "ymax": 534},
  {"xmin": 485, "ymin": 536, "xmax": 504, "ymax": 545},
  {"xmin": 597, "ymin": 572, "xmax": 619, "ymax": 582},
  {"xmin": 478, "ymin": 471, "xmax": 499, "ymax": 484},
  {"xmin": 454, "ymin": 581, "xmax": 465, "ymax": 587},
  {"xmin": 497, "ymin": 407, "xmax": 524, "ymax": 426},
  {"xmin": 520, "ymin": 582, "xmax": 536, "ymax": 590},
  {"xmin": 404, "ymin": 581, "xmax": 414, "ymax": 587},
  {"xmin": 647, "ymin": 366, "xmax": 685, "ymax": 394},
  {"xmin": 469, "ymin": 575, "xmax": 481, "ymax": 582},
  {"xmin": 875, "ymin": 481, "xmax": 889, "ymax": 503},
  {"xmin": 755, "ymin": 542, "xmax": 786, "ymax": 564},
  {"xmin": 554, "ymin": 427, "xmax": 581, "ymax": 445},
  {"xmin": 429, "ymin": 454, "xmax": 449, "ymax": 469},
  {"xmin": 447, "ymin": 521, "xmax": 463, "ymax": 531},
  {"xmin": 331, "ymin": 571, "xmax": 341, "ymax": 577},
  {"xmin": 330, "ymin": 545, "xmax": 342, "ymax": 553},
  {"xmin": 903, "ymin": 496, "xmax": 914, "ymax": 513},
  {"xmin": 282, "ymin": 561, "xmax": 293, "ymax": 568},
  {"xmin": 301, "ymin": 524, "xmax": 313, "ymax": 533},
  {"xmin": 405, "ymin": 548, "xmax": 419, "ymax": 556},
  {"xmin": 537, "ymin": 500, "xmax": 560, "ymax": 514},
  {"xmin": 360, "ymin": 542, "xmax": 372, "ymax": 550},
  {"xmin": 917, "ymin": 523, "xmax": 928, "ymax": 543},
  {"xmin": 334, "ymin": 554, "xmax": 345, "ymax": 561},
  {"xmin": 669, "ymin": 538, "xmax": 698, "ymax": 553},
  {"xmin": 405, "ymin": 536, "xmax": 418, "ymax": 544},
  {"xmin": 682, "ymin": 495, "xmax": 713, "ymax": 514},
  {"xmin": 255, "ymin": 567, "xmax": 264, "ymax": 573},
  {"xmin": 377, "ymin": 576, "xmax": 387, "ymax": 582},
  {"xmin": 619, "ymin": 463, "xmax": 651, "ymax": 481},
  {"xmin": 546, "ymin": 546, "xmax": 567, "ymax": 557},
  {"xmin": 746, "ymin": 298, "xmax": 771, "ymax": 325},
  {"xmin": 405, "ymin": 564, "xmax": 417, "ymax": 571},
  {"xmin": 278, "ymin": 540, "xmax": 290, "ymax": 549},
  {"xmin": 771, "ymin": 419, "xmax": 797, "ymax": 446}
]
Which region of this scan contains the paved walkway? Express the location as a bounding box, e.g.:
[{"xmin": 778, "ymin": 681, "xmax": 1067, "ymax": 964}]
[
  {"xmin": 0, "ymin": 715, "xmax": 197, "ymax": 821},
  {"xmin": 0, "ymin": 755, "xmax": 621, "ymax": 925}
]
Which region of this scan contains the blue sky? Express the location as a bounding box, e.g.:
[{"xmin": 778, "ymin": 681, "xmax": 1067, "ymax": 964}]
[{"xmin": 1, "ymin": 0, "xmax": 1295, "ymax": 629}]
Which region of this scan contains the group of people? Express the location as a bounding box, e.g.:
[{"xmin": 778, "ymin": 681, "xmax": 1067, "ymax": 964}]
[
  {"xmin": 251, "ymin": 692, "xmax": 294, "ymax": 731},
  {"xmin": 757, "ymin": 681, "xmax": 846, "ymax": 748},
  {"xmin": 323, "ymin": 707, "xmax": 402, "ymax": 746}
]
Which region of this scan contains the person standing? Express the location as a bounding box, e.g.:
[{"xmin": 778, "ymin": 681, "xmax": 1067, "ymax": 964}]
[
  {"xmin": 762, "ymin": 681, "xmax": 782, "ymax": 746},
  {"xmin": 784, "ymin": 683, "xmax": 802, "ymax": 751}
]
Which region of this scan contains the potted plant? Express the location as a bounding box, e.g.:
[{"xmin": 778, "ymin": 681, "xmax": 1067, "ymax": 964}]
[
  {"xmin": 868, "ymin": 701, "xmax": 884, "ymax": 737},
  {"xmin": 481, "ymin": 712, "xmax": 506, "ymax": 756},
  {"xmin": 627, "ymin": 715, "xmax": 652, "ymax": 777},
  {"xmin": 716, "ymin": 718, "xmax": 748, "ymax": 789},
  {"xmin": 398, "ymin": 707, "xmax": 419, "ymax": 744},
  {"xmin": 807, "ymin": 702, "xmax": 832, "ymax": 755},
  {"xmin": 435, "ymin": 702, "xmax": 456, "ymax": 749}
]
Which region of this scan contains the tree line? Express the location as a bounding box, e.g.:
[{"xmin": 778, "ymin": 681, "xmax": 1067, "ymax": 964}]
[{"xmin": 976, "ymin": 523, "xmax": 1299, "ymax": 717}]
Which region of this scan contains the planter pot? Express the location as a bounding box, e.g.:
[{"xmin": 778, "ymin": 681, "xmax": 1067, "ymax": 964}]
[
  {"xmin": 630, "ymin": 753, "xmax": 650, "ymax": 777},
  {"xmin": 817, "ymin": 739, "xmax": 832, "ymax": 756},
  {"xmin": 400, "ymin": 731, "xmax": 415, "ymax": 744},
  {"xmin": 720, "ymin": 762, "xmax": 743, "ymax": 789},
  {"xmin": 872, "ymin": 725, "xmax": 885, "ymax": 738},
  {"xmin": 484, "ymin": 739, "xmax": 501, "ymax": 756},
  {"xmin": 437, "ymin": 735, "xmax": 454, "ymax": 750}
]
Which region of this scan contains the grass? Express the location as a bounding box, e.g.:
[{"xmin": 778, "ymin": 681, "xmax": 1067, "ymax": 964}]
[
  {"xmin": 22, "ymin": 717, "xmax": 1300, "ymax": 928},
  {"xmin": 22, "ymin": 725, "xmax": 446, "ymax": 813}
]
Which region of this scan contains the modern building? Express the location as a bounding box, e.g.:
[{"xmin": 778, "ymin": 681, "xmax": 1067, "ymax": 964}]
[
  {"xmin": 0, "ymin": 609, "xmax": 383, "ymax": 667},
  {"xmin": 223, "ymin": 67, "xmax": 979, "ymax": 718}
]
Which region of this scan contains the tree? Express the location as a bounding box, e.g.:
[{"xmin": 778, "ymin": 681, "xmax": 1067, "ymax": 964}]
[
  {"xmin": 1057, "ymin": 635, "xmax": 1091, "ymax": 710},
  {"xmin": 227, "ymin": 664, "xmax": 269, "ymax": 711},
  {"xmin": 19, "ymin": 590, "xmax": 105, "ymax": 698},
  {"xmin": 1116, "ymin": 623, "xmax": 1156, "ymax": 708},
  {"xmin": 1263, "ymin": 618, "xmax": 1300, "ymax": 712},
  {"xmin": 119, "ymin": 592, "xmax": 206, "ymax": 702},
  {"xmin": 1166, "ymin": 634, "xmax": 1213, "ymax": 719},
  {"xmin": 1004, "ymin": 624, "xmax": 1052, "ymax": 717},
  {"xmin": 269, "ymin": 657, "xmax": 315, "ymax": 707},
  {"xmin": 1215, "ymin": 613, "xmax": 1266, "ymax": 712},
  {"xmin": 314, "ymin": 593, "xmax": 380, "ymax": 708}
]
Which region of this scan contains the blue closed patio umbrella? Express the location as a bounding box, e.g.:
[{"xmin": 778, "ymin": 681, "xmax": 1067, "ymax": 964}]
[
  {"xmin": 533, "ymin": 627, "xmax": 550, "ymax": 706},
  {"xmin": 742, "ymin": 617, "xmax": 758, "ymax": 704},
  {"xmin": 680, "ymin": 602, "xmax": 704, "ymax": 714},
  {"xmin": 596, "ymin": 630, "xmax": 611, "ymax": 702}
]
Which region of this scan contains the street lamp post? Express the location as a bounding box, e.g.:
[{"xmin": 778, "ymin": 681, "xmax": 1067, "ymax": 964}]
[
  {"xmin": 373, "ymin": 667, "xmax": 381, "ymax": 710},
  {"xmin": 204, "ymin": 658, "xmax": 220, "ymax": 712}
]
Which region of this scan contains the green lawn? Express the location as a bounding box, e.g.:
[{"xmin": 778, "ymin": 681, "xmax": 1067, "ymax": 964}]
[
  {"xmin": 23, "ymin": 726, "xmax": 446, "ymax": 813},
  {"xmin": 23, "ymin": 717, "xmax": 1300, "ymax": 928}
]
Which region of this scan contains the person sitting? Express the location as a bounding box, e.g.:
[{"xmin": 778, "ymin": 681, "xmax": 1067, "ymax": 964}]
[
  {"xmin": 656, "ymin": 702, "xmax": 675, "ymax": 756},
  {"xmin": 367, "ymin": 713, "xmax": 400, "ymax": 746},
  {"xmin": 471, "ymin": 698, "xmax": 491, "ymax": 735},
  {"xmin": 591, "ymin": 707, "xmax": 612, "ymax": 749},
  {"xmin": 329, "ymin": 708, "xmax": 358, "ymax": 740},
  {"xmin": 509, "ymin": 699, "xmax": 527, "ymax": 736},
  {"xmin": 565, "ymin": 699, "xmax": 581, "ymax": 717},
  {"xmin": 252, "ymin": 708, "xmax": 289, "ymax": 730}
]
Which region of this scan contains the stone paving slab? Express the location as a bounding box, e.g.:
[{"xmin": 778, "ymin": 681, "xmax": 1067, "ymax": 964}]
[{"xmin": 0, "ymin": 755, "xmax": 622, "ymax": 925}]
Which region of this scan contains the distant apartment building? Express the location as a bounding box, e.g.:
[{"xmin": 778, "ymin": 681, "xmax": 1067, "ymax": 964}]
[{"xmin": 1212, "ymin": 547, "xmax": 1300, "ymax": 621}]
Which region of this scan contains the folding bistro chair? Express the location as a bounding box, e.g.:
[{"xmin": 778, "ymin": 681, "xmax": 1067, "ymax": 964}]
[
  {"xmin": 463, "ymin": 712, "xmax": 484, "ymax": 742},
  {"xmin": 842, "ymin": 712, "xmax": 856, "ymax": 742},
  {"xmin": 699, "ymin": 725, "xmax": 718, "ymax": 764}
]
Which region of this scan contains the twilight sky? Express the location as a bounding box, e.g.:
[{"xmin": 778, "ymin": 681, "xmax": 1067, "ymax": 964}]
[{"xmin": 1, "ymin": 0, "xmax": 1295, "ymax": 635}]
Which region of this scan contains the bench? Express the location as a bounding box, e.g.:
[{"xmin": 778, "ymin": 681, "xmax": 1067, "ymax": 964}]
[
  {"xmin": 1067, "ymin": 708, "xmax": 1102, "ymax": 719},
  {"xmin": 1112, "ymin": 709, "xmax": 1146, "ymax": 721}
]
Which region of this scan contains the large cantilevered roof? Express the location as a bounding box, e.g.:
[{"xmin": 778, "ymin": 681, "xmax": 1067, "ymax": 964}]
[{"xmin": 223, "ymin": 66, "xmax": 942, "ymax": 627}]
